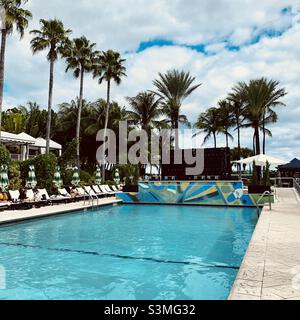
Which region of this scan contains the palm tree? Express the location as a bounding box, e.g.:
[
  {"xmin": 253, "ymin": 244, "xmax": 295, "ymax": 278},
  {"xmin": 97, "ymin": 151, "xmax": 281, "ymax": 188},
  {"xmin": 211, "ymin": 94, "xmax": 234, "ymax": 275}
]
[
  {"xmin": 30, "ymin": 19, "xmax": 72, "ymax": 154},
  {"xmin": 227, "ymin": 92, "xmax": 245, "ymax": 163},
  {"xmin": 83, "ymin": 99, "xmax": 127, "ymax": 136},
  {"xmin": 194, "ymin": 107, "xmax": 222, "ymax": 148},
  {"xmin": 126, "ymin": 92, "xmax": 162, "ymax": 133},
  {"xmin": 0, "ymin": 0, "xmax": 32, "ymax": 139},
  {"xmin": 233, "ymin": 78, "xmax": 286, "ymax": 156},
  {"xmin": 63, "ymin": 36, "xmax": 97, "ymax": 169},
  {"xmin": 217, "ymin": 100, "xmax": 235, "ymax": 148},
  {"xmin": 259, "ymin": 79, "xmax": 287, "ymax": 154},
  {"xmin": 93, "ymin": 50, "xmax": 127, "ymax": 180},
  {"xmin": 153, "ymin": 69, "xmax": 201, "ymax": 149}
]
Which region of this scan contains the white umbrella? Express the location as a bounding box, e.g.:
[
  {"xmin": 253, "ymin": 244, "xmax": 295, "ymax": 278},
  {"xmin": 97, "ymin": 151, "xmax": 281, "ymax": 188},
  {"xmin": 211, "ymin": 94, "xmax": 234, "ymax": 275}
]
[{"xmin": 233, "ymin": 154, "xmax": 287, "ymax": 166}]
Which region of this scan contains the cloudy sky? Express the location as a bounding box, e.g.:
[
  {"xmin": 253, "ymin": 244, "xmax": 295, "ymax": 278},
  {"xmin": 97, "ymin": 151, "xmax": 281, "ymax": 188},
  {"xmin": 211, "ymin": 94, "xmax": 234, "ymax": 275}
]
[{"xmin": 3, "ymin": 0, "xmax": 300, "ymax": 160}]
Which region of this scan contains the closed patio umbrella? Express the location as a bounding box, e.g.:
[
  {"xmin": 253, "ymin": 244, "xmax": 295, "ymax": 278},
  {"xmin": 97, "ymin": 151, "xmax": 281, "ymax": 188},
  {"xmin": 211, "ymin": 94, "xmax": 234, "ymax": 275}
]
[
  {"xmin": 113, "ymin": 168, "xmax": 120, "ymax": 185},
  {"xmin": 53, "ymin": 166, "xmax": 63, "ymax": 188},
  {"xmin": 95, "ymin": 165, "xmax": 102, "ymax": 184},
  {"xmin": 26, "ymin": 165, "xmax": 37, "ymax": 189},
  {"xmin": 0, "ymin": 164, "xmax": 9, "ymax": 190},
  {"xmin": 71, "ymin": 167, "xmax": 80, "ymax": 186}
]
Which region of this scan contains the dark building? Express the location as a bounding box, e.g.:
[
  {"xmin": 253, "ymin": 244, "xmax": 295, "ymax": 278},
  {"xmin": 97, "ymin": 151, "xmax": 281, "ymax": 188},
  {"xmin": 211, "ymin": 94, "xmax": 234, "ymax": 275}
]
[
  {"xmin": 278, "ymin": 158, "xmax": 300, "ymax": 179},
  {"xmin": 161, "ymin": 148, "xmax": 231, "ymax": 181}
]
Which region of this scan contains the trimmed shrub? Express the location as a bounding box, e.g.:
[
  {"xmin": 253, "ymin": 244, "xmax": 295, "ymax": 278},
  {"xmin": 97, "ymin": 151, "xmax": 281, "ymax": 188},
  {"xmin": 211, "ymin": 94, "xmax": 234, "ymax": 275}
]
[
  {"xmin": 0, "ymin": 143, "xmax": 10, "ymax": 164},
  {"xmin": 8, "ymin": 161, "xmax": 21, "ymax": 190},
  {"xmin": 20, "ymin": 153, "xmax": 58, "ymax": 192},
  {"xmin": 80, "ymin": 170, "xmax": 93, "ymax": 186}
]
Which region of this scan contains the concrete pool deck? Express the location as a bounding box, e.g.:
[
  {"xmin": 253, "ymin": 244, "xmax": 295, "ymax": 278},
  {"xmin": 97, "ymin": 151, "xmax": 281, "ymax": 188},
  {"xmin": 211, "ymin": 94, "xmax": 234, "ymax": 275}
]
[
  {"xmin": 229, "ymin": 188, "xmax": 300, "ymax": 300},
  {"xmin": 0, "ymin": 198, "xmax": 122, "ymax": 225}
]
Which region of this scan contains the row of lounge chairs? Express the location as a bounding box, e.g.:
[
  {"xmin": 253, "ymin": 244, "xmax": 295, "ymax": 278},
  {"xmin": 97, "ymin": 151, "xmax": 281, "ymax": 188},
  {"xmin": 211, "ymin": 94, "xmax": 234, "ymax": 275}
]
[{"xmin": 0, "ymin": 185, "xmax": 123, "ymax": 211}]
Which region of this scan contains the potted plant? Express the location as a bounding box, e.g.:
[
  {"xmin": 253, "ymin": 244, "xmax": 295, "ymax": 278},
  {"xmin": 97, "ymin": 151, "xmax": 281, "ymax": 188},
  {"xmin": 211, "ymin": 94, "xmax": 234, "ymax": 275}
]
[{"xmin": 248, "ymin": 161, "xmax": 272, "ymax": 194}]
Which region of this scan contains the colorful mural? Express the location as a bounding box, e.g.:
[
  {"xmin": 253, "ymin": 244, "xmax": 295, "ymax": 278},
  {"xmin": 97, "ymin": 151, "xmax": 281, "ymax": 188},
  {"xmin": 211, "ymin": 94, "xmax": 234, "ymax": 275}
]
[{"xmin": 117, "ymin": 181, "xmax": 270, "ymax": 207}]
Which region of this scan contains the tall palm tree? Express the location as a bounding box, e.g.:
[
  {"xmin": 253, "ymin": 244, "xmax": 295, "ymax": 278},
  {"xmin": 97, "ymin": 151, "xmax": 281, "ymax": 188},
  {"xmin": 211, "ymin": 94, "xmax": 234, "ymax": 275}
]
[
  {"xmin": 63, "ymin": 36, "xmax": 97, "ymax": 169},
  {"xmin": 93, "ymin": 49, "xmax": 127, "ymax": 180},
  {"xmin": 153, "ymin": 69, "xmax": 201, "ymax": 149},
  {"xmin": 259, "ymin": 79, "xmax": 287, "ymax": 154},
  {"xmin": 0, "ymin": 0, "xmax": 32, "ymax": 139},
  {"xmin": 30, "ymin": 19, "xmax": 72, "ymax": 154},
  {"xmin": 126, "ymin": 92, "xmax": 162, "ymax": 133},
  {"xmin": 227, "ymin": 92, "xmax": 245, "ymax": 163},
  {"xmin": 194, "ymin": 107, "xmax": 222, "ymax": 148},
  {"xmin": 233, "ymin": 78, "xmax": 286, "ymax": 156},
  {"xmin": 217, "ymin": 100, "xmax": 235, "ymax": 148}
]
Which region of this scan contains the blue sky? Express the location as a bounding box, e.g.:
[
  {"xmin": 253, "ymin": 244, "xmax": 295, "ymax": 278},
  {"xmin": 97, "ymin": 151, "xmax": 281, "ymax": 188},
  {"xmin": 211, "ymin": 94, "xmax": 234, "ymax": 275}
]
[{"xmin": 3, "ymin": 0, "xmax": 300, "ymax": 160}]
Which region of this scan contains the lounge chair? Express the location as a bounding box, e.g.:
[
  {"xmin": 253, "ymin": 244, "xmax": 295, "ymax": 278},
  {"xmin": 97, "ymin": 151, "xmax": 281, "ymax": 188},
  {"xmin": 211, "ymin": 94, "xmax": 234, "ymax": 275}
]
[
  {"xmin": 104, "ymin": 185, "xmax": 117, "ymax": 195},
  {"xmin": 84, "ymin": 186, "xmax": 98, "ymax": 197},
  {"xmin": 111, "ymin": 185, "xmax": 122, "ymax": 193},
  {"xmin": 99, "ymin": 185, "xmax": 115, "ymax": 197},
  {"xmin": 91, "ymin": 185, "xmax": 106, "ymax": 197},
  {"xmin": 38, "ymin": 189, "xmax": 69, "ymax": 205}
]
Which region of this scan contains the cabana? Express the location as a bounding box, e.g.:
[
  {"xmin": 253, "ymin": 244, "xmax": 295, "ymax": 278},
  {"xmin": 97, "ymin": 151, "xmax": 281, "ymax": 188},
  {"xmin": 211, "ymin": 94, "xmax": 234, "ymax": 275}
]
[{"xmin": 278, "ymin": 158, "xmax": 300, "ymax": 179}]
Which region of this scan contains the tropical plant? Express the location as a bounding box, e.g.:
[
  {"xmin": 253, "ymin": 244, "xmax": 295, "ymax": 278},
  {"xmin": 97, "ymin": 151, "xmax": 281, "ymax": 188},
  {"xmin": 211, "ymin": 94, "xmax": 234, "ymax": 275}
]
[
  {"xmin": 63, "ymin": 36, "xmax": 97, "ymax": 169},
  {"xmin": 126, "ymin": 92, "xmax": 162, "ymax": 133},
  {"xmin": 30, "ymin": 19, "xmax": 72, "ymax": 154},
  {"xmin": 0, "ymin": 0, "xmax": 32, "ymax": 137},
  {"xmin": 217, "ymin": 100, "xmax": 235, "ymax": 148},
  {"xmin": 93, "ymin": 50, "xmax": 127, "ymax": 180},
  {"xmin": 0, "ymin": 142, "xmax": 10, "ymax": 163},
  {"xmin": 227, "ymin": 92, "xmax": 245, "ymax": 163},
  {"xmin": 232, "ymin": 78, "xmax": 287, "ymax": 155},
  {"xmin": 194, "ymin": 107, "xmax": 222, "ymax": 148},
  {"xmin": 2, "ymin": 109, "xmax": 26, "ymax": 133},
  {"xmin": 153, "ymin": 69, "xmax": 201, "ymax": 148}
]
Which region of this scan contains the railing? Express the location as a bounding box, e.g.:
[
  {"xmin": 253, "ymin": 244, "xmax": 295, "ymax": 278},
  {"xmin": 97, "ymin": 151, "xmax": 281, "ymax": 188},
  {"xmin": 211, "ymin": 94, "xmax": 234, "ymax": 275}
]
[
  {"xmin": 293, "ymin": 179, "xmax": 300, "ymax": 199},
  {"xmin": 271, "ymin": 177, "xmax": 300, "ymax": 201},
  {"xmin": 256, "ymin": 191, "xmax": 273, "ymax": 211}
]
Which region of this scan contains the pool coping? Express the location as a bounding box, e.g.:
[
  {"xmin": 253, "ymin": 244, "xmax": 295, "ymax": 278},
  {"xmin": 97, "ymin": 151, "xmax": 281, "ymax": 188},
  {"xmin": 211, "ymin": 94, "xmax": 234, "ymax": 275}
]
[
  {"xmin": 0, "ymin": 199, "xmax": 122, "ymax": 226},
  {"xmin": 229, "ymin": 188, "xmax": 300, "ymax": 300}
]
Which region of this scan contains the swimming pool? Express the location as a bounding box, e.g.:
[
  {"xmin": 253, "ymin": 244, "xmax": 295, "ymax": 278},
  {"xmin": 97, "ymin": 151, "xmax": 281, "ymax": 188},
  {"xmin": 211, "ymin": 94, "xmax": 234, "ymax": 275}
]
[{"xmin": 0, "ymin": 204, "xmax": 257, "ymax": 300}]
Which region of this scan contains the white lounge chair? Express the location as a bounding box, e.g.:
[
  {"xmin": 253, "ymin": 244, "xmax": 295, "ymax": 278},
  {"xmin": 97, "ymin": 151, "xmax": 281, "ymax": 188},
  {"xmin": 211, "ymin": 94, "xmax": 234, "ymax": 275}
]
[
  {"xmin": 99, "ymin": 185, "xmax": 114, "ymax": 196},
  {"xmin": 92, "ymin": 185, "xmax": 105, "ymax": 197},
  {"xmin": 103, "ymin": 185, "xmax": 116, "ymax": 194},
  {"xmin": 9, "ymin": 190, "xmax": 21, "ymax": 202}
]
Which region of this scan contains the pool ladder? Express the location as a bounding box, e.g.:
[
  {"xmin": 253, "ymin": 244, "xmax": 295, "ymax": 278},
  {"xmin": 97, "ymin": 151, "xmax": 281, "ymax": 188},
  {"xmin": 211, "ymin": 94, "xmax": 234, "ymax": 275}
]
[
  {"xmin": 255, "ymin": 191, "xmax": 272, "ymax": 216},
  {"xmin": 84, "ymin": 191, "xmax": 99, "ymax": 208}
]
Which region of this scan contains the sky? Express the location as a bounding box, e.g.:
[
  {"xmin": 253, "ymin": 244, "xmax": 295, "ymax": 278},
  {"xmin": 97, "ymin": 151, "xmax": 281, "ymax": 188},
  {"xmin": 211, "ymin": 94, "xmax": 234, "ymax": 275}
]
[{"xmin": 3, "ymin": 0, "xmax": 300, "ymax": 161}]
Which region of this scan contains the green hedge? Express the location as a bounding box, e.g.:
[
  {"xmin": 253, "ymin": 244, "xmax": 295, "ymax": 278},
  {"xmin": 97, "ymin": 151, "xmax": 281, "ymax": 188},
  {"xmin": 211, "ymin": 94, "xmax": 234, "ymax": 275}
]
[
  {"xmin": 20, "ymin": 153, "xmax": 57, "ymax": 192},
  {"xmin": 0, "ymin": 143, "xmax": 10, "ymax": 164},
  {"xmin": 8, "ymin": 161, "xmax": 21, "ymax": 190}
]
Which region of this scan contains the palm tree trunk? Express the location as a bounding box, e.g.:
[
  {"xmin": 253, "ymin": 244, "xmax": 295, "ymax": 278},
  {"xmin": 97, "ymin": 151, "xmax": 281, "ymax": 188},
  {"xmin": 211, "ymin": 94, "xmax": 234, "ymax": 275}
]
[
  {"xmin": 226, "ymin": 132, "xmax": 229, "ymax": 148},
  {"xmin": 254, "ymin": 125, "xmax": 261, "ymax": 180},
  {"xmin": 255, "ymin": 126, "xmax": 260, "ymax": 155},
  {"xmin": 46, "ymin": 59, "xmax": 54, "ymax": 154},
  {"xmin": 76, "ymin": 67, "xmax": 84, "ymax": 171},
  {"xmin": 213, "ymin": 132, "xmax": 217, "ymax": 148},
  {"xmin": 262, "ymin": 115, "xmax": 266, "ymax": 154},
  {"xmin": 102, "ymin": 79, "xmax": 111, "ymax": 181},
  {"xmin": 237, "ymin": 118, "xmax": 241, "ymax": 174},
  {"xmin": 174, "ymin": 114, "xmax": 179, "ymax": 150},
  {"xmin": 0, "ymin": 29, "xmax": 7, "ymax": 140}
]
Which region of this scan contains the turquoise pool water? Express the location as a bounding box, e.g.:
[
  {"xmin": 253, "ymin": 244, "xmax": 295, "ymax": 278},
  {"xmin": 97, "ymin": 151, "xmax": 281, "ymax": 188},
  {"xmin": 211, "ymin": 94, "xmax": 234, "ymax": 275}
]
[{"xmin": 0, "ymin": 204, "xmax": 257, "ymax": 300}]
